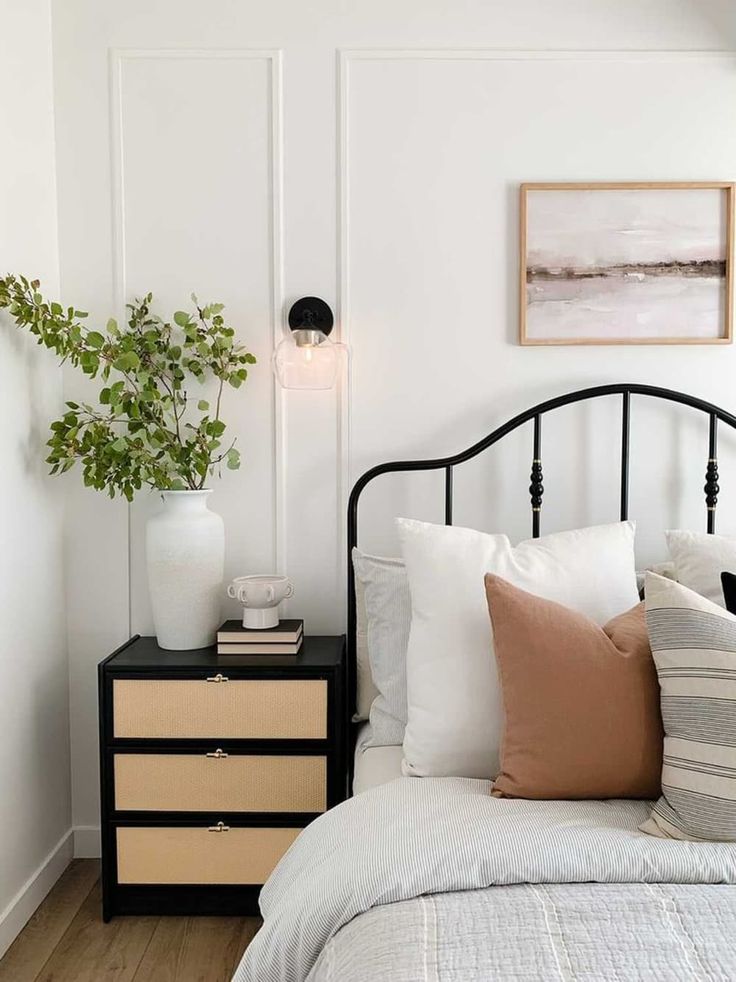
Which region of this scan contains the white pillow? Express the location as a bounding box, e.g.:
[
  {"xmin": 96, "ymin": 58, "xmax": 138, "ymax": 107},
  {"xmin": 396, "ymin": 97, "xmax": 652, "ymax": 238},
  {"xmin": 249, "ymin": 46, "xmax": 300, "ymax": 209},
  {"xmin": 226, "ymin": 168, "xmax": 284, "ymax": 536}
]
[
  {"xmin": 398, "ymin": 518, "xmax": 639, "ymax": 779},
  {"xmin": 352, "ymin": 549, "xmax": 410, "ymax": 746},
  {"xmin": 354, "ymin": 575, "xmax": 378, "ymax": 720},
  {"xmin": 636, "ymin": 560, "xmax": 676, "ymax": 596},
  {"xmin": 665, "ymin": 530, "xmax": 736, "ymax": 607}
]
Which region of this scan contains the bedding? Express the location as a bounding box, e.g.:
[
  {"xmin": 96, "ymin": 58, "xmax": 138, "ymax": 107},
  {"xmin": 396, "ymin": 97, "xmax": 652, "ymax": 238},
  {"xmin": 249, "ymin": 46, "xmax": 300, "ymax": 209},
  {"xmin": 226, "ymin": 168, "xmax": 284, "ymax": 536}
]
[
  {"xmin": 352, "ymin": 549, "xmax": 410, "ymax": 746},
  {"xmin": 642, "ymin": 572, "xmax": 736, "ymax": 841},
  {"xmin": 305, "ymin": 883, "xmax": 736, "ymax": 981},
  {"xmin": 353, "ymin": 572, "xmax": 378, "ymax": 720},
  {"xmin": 637, "ymin": 560, "xmax": 676, "ymax": 596},
  {"xmin": 666, "ymin": 529, "xmax": 736, "ymax": 607},
  {"xmin": 486, "ymin": 576, "xmax": 662, "ymax": 800},
  {"xmin": 352, "ymin": 723, "xmax": 403, "ymax": 794},
  {"xmin": 233, "ymin": 777, "xmax": 736, "ymax": 982},
  {"xmin": 398, "ymin": 518, "xmax": 639, "ymax": 779}
]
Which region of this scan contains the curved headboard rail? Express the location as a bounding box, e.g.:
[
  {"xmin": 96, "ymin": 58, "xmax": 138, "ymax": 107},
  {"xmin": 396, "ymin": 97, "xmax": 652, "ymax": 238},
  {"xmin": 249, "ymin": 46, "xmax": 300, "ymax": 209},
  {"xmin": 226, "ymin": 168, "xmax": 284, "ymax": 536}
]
[{"xmin": 346, "ymin": 383, "xmax": 736, "ymax": 728}]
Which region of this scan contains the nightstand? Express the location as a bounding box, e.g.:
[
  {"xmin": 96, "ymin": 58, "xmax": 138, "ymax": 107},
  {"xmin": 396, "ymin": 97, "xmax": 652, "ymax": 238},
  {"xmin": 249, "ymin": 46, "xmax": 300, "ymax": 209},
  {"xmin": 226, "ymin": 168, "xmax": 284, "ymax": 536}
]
[{"xmin": 98, "ymin": 634, "xmax": 346, "ymax": 920}]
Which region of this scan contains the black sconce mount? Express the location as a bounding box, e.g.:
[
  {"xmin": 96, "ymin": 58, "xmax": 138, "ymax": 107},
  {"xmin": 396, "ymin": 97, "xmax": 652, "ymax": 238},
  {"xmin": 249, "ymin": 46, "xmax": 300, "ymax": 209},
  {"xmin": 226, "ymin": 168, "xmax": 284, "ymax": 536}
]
[{"xmin": 287, "ymin": 297, "xmax": 334, "ymax": 337}]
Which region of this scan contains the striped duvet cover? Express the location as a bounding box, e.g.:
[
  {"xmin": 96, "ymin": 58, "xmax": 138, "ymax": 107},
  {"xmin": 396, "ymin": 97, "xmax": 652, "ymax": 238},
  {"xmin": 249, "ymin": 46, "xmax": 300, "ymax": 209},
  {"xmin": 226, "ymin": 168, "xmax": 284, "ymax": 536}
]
[{"xmin": 233, "ymin": 777, "xmax": 736, "ymax": 982}]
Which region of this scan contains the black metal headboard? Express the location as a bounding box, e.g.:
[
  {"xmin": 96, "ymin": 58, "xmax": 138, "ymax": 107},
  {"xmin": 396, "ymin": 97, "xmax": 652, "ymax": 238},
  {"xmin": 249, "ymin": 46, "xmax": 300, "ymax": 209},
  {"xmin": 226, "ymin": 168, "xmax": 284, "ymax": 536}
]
[{"xmin": 346, "ymin": 383, "xmax": 736, "ymax": 723}]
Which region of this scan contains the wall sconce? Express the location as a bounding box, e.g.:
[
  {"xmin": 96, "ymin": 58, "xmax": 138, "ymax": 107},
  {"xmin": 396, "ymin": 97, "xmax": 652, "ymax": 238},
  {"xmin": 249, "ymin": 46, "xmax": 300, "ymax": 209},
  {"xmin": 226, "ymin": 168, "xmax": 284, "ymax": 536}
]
[{"xmin": 273, "ymin": 297, "xmax": 345, "ymax": 390}]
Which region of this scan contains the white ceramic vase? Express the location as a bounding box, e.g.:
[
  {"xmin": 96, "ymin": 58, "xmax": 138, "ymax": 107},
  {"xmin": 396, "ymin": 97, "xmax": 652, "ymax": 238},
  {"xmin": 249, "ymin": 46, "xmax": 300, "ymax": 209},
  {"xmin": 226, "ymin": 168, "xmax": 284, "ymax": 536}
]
[{"xmin": 146, "ymin": 490, "xmax": 225, "ymax": 650}]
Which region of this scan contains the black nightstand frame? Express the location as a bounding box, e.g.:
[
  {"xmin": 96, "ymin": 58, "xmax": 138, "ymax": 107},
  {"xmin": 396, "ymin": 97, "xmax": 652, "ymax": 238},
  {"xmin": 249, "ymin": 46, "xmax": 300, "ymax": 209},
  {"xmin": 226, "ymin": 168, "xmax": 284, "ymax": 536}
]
[{"xmin": 99, "ymin": 634, "xmax": 346, "ymax": 920}]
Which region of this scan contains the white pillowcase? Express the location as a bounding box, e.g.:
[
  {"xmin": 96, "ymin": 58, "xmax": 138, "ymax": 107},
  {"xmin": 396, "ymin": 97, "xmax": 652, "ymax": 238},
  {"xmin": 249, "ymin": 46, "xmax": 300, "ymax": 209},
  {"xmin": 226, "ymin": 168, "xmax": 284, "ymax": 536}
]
[
  {"xmin": 398, "ymin": 518, "xmax": 640, "ymax": 779},
  {"xmin": 354, "ymin": 574, "xmax": 379, "ymax": 721},
  {"xmin": 666, "ymin": 530, "xmax": 736, "ymax": 607},
  {"xmin": 352, "ymin": 549, "xmax": 411, "ymax": 746}
]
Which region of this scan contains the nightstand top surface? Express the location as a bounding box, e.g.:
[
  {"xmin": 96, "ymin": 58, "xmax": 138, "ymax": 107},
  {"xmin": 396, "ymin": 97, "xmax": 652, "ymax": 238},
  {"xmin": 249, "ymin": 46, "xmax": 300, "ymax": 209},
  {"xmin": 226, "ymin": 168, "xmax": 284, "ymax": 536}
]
[{"xmin": 104, "ymin": 634, "xmax": 345, "ymax": 671}]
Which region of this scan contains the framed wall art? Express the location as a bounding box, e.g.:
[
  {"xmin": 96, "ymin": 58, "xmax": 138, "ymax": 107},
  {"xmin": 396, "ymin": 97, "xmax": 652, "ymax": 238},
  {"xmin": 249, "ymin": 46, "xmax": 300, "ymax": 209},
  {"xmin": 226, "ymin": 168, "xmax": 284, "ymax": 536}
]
[{"xmin": 520, "ymin": 182, "xmax": 734, "ymax": 345}]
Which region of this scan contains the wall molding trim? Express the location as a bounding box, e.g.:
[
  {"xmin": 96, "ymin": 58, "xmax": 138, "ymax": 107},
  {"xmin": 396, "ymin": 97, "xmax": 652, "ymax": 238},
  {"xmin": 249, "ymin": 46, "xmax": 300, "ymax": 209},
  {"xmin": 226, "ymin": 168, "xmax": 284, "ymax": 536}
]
[
  {"xmin": 0, "ymin": 830, "xmax": 74, "ymax": 960},
  {"xmin": 108, "ymin": 47, "xmax": 287, "ymax": 632},
  {"xmin": 73, "ymin": 825, "xmax": 101, "ymax": 859},
  {"xmin": 339, "ymin": 48, "xmax": 736, "ymax": 61}
]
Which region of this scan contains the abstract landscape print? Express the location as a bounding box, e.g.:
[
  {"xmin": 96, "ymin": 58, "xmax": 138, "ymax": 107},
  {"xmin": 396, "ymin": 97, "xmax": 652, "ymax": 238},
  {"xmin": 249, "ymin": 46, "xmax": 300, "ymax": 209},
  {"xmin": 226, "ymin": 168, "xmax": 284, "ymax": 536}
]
[{"xmin": 520, "ymin": 183, "xmax": 734, "ymax": 345}]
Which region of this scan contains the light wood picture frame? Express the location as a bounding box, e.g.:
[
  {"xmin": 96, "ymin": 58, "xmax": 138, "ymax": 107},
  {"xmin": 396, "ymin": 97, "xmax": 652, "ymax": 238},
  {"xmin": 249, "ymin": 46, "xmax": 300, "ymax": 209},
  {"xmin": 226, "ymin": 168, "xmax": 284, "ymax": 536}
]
[{"xmin": 519, "ymin": 182, "xmax": 735, "ymax": 346}]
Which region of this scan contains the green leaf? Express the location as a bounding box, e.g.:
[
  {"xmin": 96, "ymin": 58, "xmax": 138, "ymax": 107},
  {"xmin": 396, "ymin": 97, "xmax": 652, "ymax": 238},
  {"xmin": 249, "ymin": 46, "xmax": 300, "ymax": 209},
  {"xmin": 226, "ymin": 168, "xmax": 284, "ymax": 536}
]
[
  {"xmin": 106, "ymin": 317, "xmax": 119, "ymax": 335},
  {"xmin": 173, "ymin": 311, "xmax": 190, "ymax": 327},
  {"xmin": 113, "ymin": 351, "xmax": 140, "ymax": 372},
  {"xmin": 226, "ymin": 448, "xmax": 240, "ymax": 470},
  {"xmin": 87, "ymin": 331, "xmax": 105, "ymax": 348},
  {"xmin": 197, "ymin": 400, "xmax": 209, "ymax": 411}
]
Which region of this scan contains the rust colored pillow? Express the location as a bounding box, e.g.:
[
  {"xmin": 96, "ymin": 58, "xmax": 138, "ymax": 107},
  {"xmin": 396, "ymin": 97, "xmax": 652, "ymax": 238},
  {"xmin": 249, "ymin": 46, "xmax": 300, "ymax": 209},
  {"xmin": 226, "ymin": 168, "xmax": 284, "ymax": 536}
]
[{"xmin": 486, "ymin": 574, "xmax": 663, "ymax": 800}]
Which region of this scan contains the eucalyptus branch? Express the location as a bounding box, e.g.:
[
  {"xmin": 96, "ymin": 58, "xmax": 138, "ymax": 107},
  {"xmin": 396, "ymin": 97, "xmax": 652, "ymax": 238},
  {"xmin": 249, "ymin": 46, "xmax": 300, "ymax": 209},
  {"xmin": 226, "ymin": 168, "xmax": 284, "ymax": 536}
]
[
  {"xmin": 214, "ymin": 376, "xmax": 225, "ymax": 424},
  {"xmin": 0, "ymin": 274, "xmax": 256, "ymax": 500}
]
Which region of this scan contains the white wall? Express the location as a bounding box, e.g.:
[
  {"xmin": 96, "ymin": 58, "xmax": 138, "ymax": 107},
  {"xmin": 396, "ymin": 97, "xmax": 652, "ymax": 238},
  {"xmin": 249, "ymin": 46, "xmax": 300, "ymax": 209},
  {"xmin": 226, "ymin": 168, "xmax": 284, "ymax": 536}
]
[
  {"xmin": 0, "ymin": 0, "xmax": 72, "ymax": 956},
  {"xmin": 49, "ymin": 0, "xmax": 736, "ymax": 848}
]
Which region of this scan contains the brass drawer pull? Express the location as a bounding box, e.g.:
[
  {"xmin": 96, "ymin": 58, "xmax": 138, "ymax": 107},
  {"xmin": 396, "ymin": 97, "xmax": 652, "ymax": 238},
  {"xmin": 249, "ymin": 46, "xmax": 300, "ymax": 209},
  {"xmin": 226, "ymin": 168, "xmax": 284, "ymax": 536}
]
[
  {"xmin": 208, "ymin": 821, "xmax": 230, "ymax": 833},
  {"xmin": 205, "ymin": 673, "xmax": 229, "ymax": 683},
  {"xmin": 205, "ymin": 748, "xmax": 228, "ymax": 759}
]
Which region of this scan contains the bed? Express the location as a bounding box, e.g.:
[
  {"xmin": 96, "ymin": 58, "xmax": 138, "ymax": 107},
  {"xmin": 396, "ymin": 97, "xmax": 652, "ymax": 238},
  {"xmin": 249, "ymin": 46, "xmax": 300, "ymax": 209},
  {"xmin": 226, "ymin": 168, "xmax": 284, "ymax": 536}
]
[
  {"xmin": 234, "ymin": 384, "xmax": 736, "ymax": 982},
  {"xmin": 353, "ymin": 722, "xmax": 403, "ymax": 794}
]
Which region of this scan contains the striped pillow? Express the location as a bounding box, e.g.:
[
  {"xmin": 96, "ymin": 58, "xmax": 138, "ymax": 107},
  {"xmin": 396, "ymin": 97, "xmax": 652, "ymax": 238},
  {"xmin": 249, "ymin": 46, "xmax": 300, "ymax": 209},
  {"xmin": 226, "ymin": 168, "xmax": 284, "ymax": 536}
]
[{"xmin": 642, "ymin": 571, "xmax": 736, "ymax": 841}]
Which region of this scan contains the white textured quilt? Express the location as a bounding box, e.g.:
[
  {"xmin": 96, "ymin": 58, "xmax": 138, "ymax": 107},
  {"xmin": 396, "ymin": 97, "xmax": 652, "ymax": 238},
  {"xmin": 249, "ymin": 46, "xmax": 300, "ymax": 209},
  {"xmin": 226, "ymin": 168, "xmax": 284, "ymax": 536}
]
[
  {"xmin": 233, "ymin": 778, "xmax": 736, "ymax": 982},
  {"xmin": 308, "ymin": 883, "xmax": 736, "ymax": 981}
]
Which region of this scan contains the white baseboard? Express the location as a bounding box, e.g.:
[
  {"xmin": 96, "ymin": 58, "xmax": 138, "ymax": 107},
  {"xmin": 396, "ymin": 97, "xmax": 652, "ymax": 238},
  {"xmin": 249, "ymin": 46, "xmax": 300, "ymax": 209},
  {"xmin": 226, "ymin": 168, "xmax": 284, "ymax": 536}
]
[
  {"xmin": 73, "ymin": 826, "xmax": 101, "ymax": 858},
  {"xmin": 0, "ymin": 829, "xmax": 74, "ymax": 961}
]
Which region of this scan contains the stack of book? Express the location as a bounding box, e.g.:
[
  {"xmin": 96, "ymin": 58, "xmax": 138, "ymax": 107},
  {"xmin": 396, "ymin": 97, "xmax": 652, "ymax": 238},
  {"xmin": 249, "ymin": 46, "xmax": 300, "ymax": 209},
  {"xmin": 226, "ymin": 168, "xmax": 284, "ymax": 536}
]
[{"xmin": 216, "ymin": 619, "xmax": 304, "ymax": 658}]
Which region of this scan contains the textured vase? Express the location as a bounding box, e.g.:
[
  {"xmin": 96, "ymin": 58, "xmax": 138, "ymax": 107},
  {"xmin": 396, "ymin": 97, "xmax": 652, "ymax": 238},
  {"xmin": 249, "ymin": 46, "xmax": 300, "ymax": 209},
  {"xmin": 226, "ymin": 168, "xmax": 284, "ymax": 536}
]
[{"xmin": 146, "ymin": 490, "xmax": 225, "ymax": 650}]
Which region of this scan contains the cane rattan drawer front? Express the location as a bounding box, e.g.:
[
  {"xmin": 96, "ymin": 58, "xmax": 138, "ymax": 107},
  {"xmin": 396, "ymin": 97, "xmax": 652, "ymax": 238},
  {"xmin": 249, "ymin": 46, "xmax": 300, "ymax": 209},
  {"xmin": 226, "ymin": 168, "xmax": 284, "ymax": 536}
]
[
  {"xmin": 114, "ymin": 753, "xmax": 327, "ymax": 813},
  {"xmin": 116, "ymin": 825, "xmax": 301, "ymax": 885},
  {"xmin": 112, "ymin": 678, "xmax": 328, "ymax": 739}
]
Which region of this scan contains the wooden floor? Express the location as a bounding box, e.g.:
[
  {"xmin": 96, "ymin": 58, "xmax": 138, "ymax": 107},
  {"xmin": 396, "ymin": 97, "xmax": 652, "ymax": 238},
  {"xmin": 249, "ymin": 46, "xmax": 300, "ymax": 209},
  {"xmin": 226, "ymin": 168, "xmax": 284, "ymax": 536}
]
[{"xmin": 0, "ymin": 861, "xmax": 261, "ymax": 982}]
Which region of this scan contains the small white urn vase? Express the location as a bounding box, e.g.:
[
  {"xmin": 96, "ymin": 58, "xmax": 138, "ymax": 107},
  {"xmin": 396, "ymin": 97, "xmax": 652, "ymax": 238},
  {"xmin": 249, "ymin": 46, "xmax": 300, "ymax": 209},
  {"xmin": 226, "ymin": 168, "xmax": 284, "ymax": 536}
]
[{"xmin": 146, "ymin": 490, "xmax": 225, "ymax": 650}]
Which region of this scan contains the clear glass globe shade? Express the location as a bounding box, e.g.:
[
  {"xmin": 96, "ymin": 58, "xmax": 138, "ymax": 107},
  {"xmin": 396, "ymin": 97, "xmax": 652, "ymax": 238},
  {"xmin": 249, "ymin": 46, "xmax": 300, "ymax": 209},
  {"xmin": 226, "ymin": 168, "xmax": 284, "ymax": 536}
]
[{"xmin": 273, "ymin": 329, "xmax": 343, "ymax": 390}]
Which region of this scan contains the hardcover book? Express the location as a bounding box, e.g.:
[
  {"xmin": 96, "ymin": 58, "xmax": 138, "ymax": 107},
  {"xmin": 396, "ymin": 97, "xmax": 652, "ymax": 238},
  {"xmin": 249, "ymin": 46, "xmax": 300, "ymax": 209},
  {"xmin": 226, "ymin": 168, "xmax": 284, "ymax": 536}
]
[
  {"xmin": 217, "ymin": 636, "xmax": 303, "ymax": 656},
  {"xmin": 217, "ymin": 618, "xmax": 303, "ymax": 644}
]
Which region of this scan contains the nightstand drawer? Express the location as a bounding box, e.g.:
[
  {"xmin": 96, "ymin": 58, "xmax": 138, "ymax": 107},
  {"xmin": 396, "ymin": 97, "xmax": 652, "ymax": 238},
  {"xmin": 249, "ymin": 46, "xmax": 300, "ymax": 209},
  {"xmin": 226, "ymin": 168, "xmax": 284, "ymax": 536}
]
[
  {"xmin": 114, "ymin": 753, "xmax": 327, "ymax": 813},
  {"xmin": 116, "ymin": 825, "xmax": 301, "ymax": 885},
  {"xmin": 113, "ymin": 678, "xmax": 328, "ymax": 739}
]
